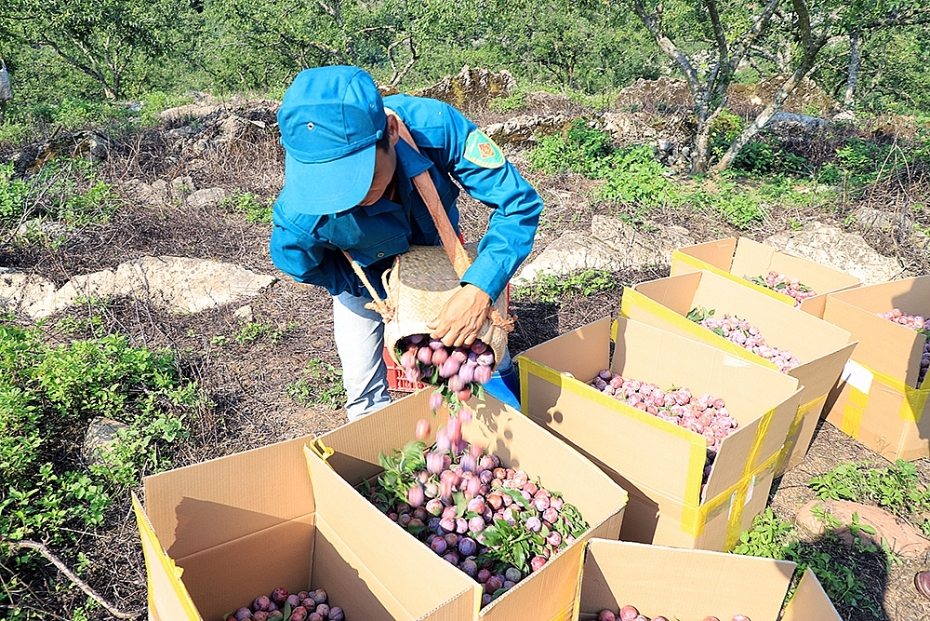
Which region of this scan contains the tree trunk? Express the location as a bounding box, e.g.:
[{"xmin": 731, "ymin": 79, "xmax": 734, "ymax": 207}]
[
  {"xmin": 714, "ymin": 40, "xmax": 825, "ymax": 171},
  {"xmin": 692, "ymin": 114, "xmax": 713, "ymax": 173},
  {"xmin": 691, "ymin": 103, "xmax": 720, "ymax": 175},
  {"xmin": 843, "ymin": 30, "xmax": 861, "ymax": 109}
]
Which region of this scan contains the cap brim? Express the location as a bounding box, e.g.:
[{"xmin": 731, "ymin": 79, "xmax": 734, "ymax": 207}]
[{"xmin": 279, "ymin": 144, "xmax": 376, "ymax": 215}]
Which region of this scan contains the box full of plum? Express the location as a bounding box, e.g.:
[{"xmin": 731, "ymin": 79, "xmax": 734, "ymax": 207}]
[
  {"xmin": 622, "ymin": 270, "xmax": 857, "ymax": 474},
  {"xmin": 822, "ymin": 277, "xmax": 930, "ymax": 461},
  {"xmin": 305, "ymin": 390, "xmax": 628, "ymax": 621},
  {"xmin": 671, "ymin": 237, "xmax": 860, "ymax": 318},
  {"xmin": 519, "ymin": 317, "xmax": 801, "ymax": 551},
  {"xmin": 133, "ymin": 435, "xmax": 475, "ymax": 621},
  {"xmin": 575, "ymin": 539, "xmax": 841, "ymax": 621}
]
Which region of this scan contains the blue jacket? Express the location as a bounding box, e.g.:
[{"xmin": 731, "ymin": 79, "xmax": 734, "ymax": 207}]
[{"xmin": 269, "ymin": 94, "xmax": 543, "ymax": 301}]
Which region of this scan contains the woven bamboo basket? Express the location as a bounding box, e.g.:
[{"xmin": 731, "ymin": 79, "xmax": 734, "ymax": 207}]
[{"xmin": 383, "ymin": 244, "xmax": 509, "ymax": 371}]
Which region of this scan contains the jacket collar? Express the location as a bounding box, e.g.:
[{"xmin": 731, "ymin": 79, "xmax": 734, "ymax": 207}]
[{"xmin": 393, "ymin": 137, "xmax": 433, "ymax": 201}]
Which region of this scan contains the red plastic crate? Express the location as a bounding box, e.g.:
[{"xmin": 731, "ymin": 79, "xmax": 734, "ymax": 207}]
[
  {"xmin": 383, "ymin": 345, "xmax": 427, "ymax": 392},
  {"xmin": 384, "ymin": 284, "xmax": 511, "ymax": 392}
]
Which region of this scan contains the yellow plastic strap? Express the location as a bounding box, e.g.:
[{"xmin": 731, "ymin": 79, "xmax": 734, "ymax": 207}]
[
  {"xmin": 843, "ymin": 359, "xmax": 930, "ymax": 424},
  {"xmin": 679, "ymin": 443, "xmax": 782, "ymax": 548},
  {"xmin": 841, "ymin": 386, "xmax": 868, "ymax": 437},
  {"xmin": 131, "ymin": 494, "xmax": 200, "ymax": 620},
  {"xmin": 620, "ymin": 288, "xmax": 779, "ymax": 372},
  {"xmin": 788, "ymin": 395, "xmax": 826, "ymax": 441},
  {"xmin": 774, "ymin": 395, "xmax": 828, "ymax": 472},
  {"xmin": 672, "ymin": 251, "xmax": 793, "ymax": 306},
  {"xmin": 309, "ymin": 438, "xmax": 335, "ymax": 469},
  {"xmin": 744, "ymin": 405, "xmax": 776, "ymax": 475},
  {"xmin": 870, "ymin": 366, "xmax": 930, "ymax": 423}
]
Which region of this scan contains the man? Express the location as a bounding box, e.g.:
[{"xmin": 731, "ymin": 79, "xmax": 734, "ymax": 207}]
[{"xmin": 270, "ymin": 65, "xmax": 543, "ymax": 421}]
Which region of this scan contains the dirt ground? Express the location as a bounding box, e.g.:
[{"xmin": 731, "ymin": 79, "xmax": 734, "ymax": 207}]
[{"xmin": 3, "ymin": 94, "xmax": 930, "ymax": 621}]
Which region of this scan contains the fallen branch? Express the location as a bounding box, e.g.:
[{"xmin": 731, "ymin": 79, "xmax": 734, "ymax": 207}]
[{"xmin": 3, "ymin": 538, "xmax": 141, "ymax": 619}]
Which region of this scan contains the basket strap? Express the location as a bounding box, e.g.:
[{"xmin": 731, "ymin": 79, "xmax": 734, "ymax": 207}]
[
  {"xmin": 385, "ymin": 108, "xmax": 472, "ymax": 279},
  {"xmin": 341, "ymin": 249, "xmax": 394, "ymax": 321}
]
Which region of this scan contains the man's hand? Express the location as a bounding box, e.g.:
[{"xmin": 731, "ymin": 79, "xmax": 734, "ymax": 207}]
[{"xmin": 427, "ymin": 284, "xmax": 491, "ymax": 347}]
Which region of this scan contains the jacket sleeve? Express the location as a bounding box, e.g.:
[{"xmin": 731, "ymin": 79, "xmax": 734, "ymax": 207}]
[
  {"xmin": 437, "ymin": 104, "xmax": 543, "ymax": 301},
  {"xmin": 269, "ymin": 207, "xmax": 369, "ymax": 297}
]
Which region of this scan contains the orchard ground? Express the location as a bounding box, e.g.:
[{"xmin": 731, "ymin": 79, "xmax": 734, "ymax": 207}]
[{"xmin": 2, "ymin": 89, "xmax": 930, "ymax": 620}]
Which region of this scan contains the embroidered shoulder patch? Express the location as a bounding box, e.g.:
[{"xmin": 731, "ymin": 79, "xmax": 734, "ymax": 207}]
[{"xmin": 463, "ymin": 130, "xmax": 505, "ymax": 169}]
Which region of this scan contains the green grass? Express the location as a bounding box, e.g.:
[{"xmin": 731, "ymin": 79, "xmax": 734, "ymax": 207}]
[
  {"xmin": 511, "ymin": 269, "xmax": 617, "ymax": 305},
  {"xmin": 733, "ymin": 508, "xmax": 884, "ymax": 616},
  {"xmin": 286, "ymin": 359, "xmax": 346, "ymax": 409}
]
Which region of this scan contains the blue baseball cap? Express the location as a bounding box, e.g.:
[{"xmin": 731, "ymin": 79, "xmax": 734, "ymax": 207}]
[{"xmin": 277, "ymin": 66, "xmax": 387, "ymax": 215}]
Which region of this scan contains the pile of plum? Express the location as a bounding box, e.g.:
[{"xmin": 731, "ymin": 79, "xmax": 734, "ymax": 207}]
[
  {"xmin": 224, "ymin": 588, "xmax": 343, "ymax": 621},
  {"xmin": 591, "ymin": 370, "xmax": 738, "ymax": 484},
  {"xmin": 598, "ymin": 606, "xmax": 750, "ymax": 621},
  {"xmin": 878, "ymin": 308, "xmax": 930, "ymax": 387},
  {"xmin": 395, "ymin": 335, "xmax": 495, "ymax": 407},
  {"xmin": 687, "ymin": 307, "xmax": 801, "ymax": 373},
  {"xmin": 747, "ymin": 270, "xmax": 816, "ymax": 307},
  {"xmin": 362, "ymin": 417, "xmax": 588, "ymax": 607}
]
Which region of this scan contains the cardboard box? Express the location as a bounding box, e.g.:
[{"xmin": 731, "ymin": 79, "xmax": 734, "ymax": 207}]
[
  {"xmin": 308, "ymin": 390, "xmax": 628, "ymax": 621},
  {"xmin": 671, "ymin": 237, "xmax": 861, "ymax": 318},
  {"xmin": 575, "ymin": 539, "xmax": 841, "ymax": 621},
  {"xmin": 133, "ymin": 435, "xmax": 477, "ymax": 621},
  {"xmin": 622, "ymin": 270, "xmax": 857, "ymax": 474},
  {"xmin": 519, "ymin": 317, "xmax": 802, "ymax": 551},
  {"xmin": 822, "ymin": 277, "xmax": 930, "ymax": 461}
]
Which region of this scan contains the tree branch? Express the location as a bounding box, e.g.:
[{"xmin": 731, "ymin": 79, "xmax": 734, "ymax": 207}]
[
  {"xmin": 3, "ymin": 539, "xmax": 141, "ymax": 619},
  {"xmin": 730, "ymin": 0, "xmax": 781, "ymax": 68},
  {"xmin": 627, "ymin": 0, "xmax": 701, "ymax": 98},
  {"xmin": 862, "ymin": 6, "xmax": 930, "ymax": 29}
]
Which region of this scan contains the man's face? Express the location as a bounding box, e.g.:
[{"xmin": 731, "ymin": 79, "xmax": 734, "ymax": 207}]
[
  {"xmin": 358, "ymin": 142, "xmax": 396, "ymax": 206},
  {"xmin": 358, "ymin": 115, "xmax": 399, "ymax": 207}
]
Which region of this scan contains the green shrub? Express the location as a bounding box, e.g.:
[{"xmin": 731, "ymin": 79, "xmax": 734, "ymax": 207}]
[
  {"xmin": 0, "ymin": 319, "xmax": 203, "ymax": 547},
  {"xmin": 597, "ymin": 145, "xmax": 675, "ymax": 208},
  {"xmin": 527, "ymin": 119, "xmax": 614, "ymax": 176},
  {"xmin": 223, "ymin": 192, "xmax": 274, "ymax": 224},
  {"xmin": 734, "ymin": 508, "xmax": 882, "ymax": 615},
  {"xmin": 709, "ymin": 109, "xmax": 745, "ymax": 161},
  {"xmin": 528, "ymin": 122, "xmax": 675, "ymax": 211},
  {"xmin": 488, "ymin": 92, "xmax": 528, "ymax": 113},
  {"xmin": 0, "ymin": 163, "xmax": 32, "ymax": 227},
  {"xmin": 0, "ymin": 159, "xmax": 119, "ymax": 230}
]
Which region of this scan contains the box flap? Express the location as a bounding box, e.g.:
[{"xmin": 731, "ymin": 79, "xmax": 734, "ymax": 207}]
[
  {"xmin": 176, "ymin": 515, "xmax": 316, "ymax": 621},
  {"xmin": 781, "ymin": 568, "xmax": 842, "ymax": 621},
  {"xmin": 579, "ymin": 539, "xmax": 794, "ymax": 620},
  {"xmin": 825, "ymin": 288, "xmax": 926, "ymax": 387},
  {"xmin": 143, "ymin": 435, "xmax": 316, "ymax": 559},
  {"xmin": 671, "ymin": 238, "xmax": 737, "ymax": 274},
  {"xmin": 132, "ymin": 493, "xmax": 201, "ymax": 621},
  {"xmin": 731, "ymin": 237, "xmax": 860, "ymax": 295},
  {"xmin": 520, "ymin": 317, "xmax": 612, "ymax": 382},
  {"xmin": 304, "ymin": 444, "xmax": 478, "ymax": 621}
]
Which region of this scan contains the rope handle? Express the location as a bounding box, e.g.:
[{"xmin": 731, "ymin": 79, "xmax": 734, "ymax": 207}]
[
  {"xmin": 342, "ymin": 250, "xmax": 394, "ymax": 321},
  {"xmin": 386, "ymin": 109, "xmax": 473, "ymax": 279}
]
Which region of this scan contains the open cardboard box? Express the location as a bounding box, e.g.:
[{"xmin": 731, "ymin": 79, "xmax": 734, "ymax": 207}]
[
  {"xmin": 575, "ymin": 539, "xmax": 841, "ymax": 621},
  {"xmin": 822, "ymin": 277, "xmax": 930, "ymax": 460},
  {"xmin": 308, "ymin": 390, "xmax": 629, "ymax": 621},
  {"xmin": 133, "ymin": 435, "xmax": 477, "ymax": 621},
  {"xmin": 519, "ymin": 317, "xmax": 801, "ymax": 551},
  {"xmin": 671, "ymin": 236, "xmax": 861, "ymax": 318},
  {"xmin": 622, "ymin": 270, "xmax": 857, "ymax": 474}
]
